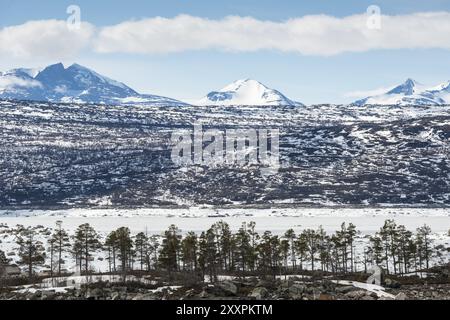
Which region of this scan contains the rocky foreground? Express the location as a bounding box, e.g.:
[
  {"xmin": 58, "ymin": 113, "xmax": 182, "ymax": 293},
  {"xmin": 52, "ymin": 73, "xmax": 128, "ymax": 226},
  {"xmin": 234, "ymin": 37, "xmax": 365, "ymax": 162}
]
[{"xmin": 1, "ymin": 277, "xmax": 449, "ymax": 300}]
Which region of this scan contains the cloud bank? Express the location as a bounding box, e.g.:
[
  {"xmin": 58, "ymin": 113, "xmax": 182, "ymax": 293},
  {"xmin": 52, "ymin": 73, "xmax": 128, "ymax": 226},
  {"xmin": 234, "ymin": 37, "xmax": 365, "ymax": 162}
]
[
  {"xmin": 0, "ymin": 20, "xmax": 94, "ymax": 59},
  {"xmin": 2, "ymin": 12, "xmax": 450, "ymax": 59},
  {"xmin": 0, "ymin": 75, "xmax": 42, "ymax": 90}
]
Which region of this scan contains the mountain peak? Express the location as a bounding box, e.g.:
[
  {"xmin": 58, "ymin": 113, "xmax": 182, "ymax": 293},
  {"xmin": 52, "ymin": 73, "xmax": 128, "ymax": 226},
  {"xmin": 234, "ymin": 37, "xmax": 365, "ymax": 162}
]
[
  {"xmin": 0, "ymin": 62, "xmax": 189, "ymax": 106},
  {"xmin": 197, "ymin": 79, "xmax": 303, "ymax": 107},
  {"xmin": 354, "ymin": 78, "xmax": 450, "ymax": 106},
  {"xmin": 387, "ymin": 78, "xmax": 421, "ymax": 95}
]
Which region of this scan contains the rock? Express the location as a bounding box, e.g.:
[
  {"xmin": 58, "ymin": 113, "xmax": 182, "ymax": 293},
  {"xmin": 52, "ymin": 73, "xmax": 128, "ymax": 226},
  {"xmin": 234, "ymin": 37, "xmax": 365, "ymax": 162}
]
[
  {"xmin": 378, "ymin": 296, "xmax": 394, "ymax": 300},
  {"xmin": 85, "ymin": 288, "xmax": 103, "ymax": 300},
  {"xmin": 336, "ymin": 285, "xmax": 358, "ymax": 294},
  {"xmin": 345, "ymin": 290, "xmax": 367, "ymax": 299},
  {"xmin": 384, "ymin": 278, "xmax": 401, "ymax": 289},
  {"xmin": 249, "ymin": 287, "xmax": 269, "ymax": 300},
  {"xmin": 288, "ymin": 284, "xmax": 306, "ymax": 296},
  {"xmin": 197, "ymin": 290, "xmax": 209, "ymax": 299},
  {"xmin": 217, "ymin": 281, "xmax": 238, "ymax": 296},
  {"xmin": 132, "ymin": 293, "xmax": 156, "ymax": 300},
  {"xmin": 256, "ymin": 279, "xmax": 276, "ymax": 289},
  {"xmin": 395, "ymin": 292, "xmax": 407, "ymax": 300},
  {"xmin": 110, "ymin": 292, "xmax": 121, "ymax": 300},
  {"xmin": 361, "ymin": 295, "xmax": 375, "ymax": 300},
  {"xmin": 41, "ymin": 290, "xmax": 56, "ymax": 300},
  {"xmin": 368, "ymin": 292, "xmax": 378, "ymax": 299}
]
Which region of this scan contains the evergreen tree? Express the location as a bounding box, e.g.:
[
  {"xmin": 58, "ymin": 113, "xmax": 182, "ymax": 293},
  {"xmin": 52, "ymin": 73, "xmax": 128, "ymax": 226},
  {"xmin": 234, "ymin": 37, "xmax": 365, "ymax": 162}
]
[
  {"xmin": 295, "ymin": 233, "xmax": 308, "ymax": 271},
  {"xmin": 51, "ymin": 221, "xmax": 70, "ymax": 276},
  {"xmin": 416, "ymin": 224, "xmax": 433, "ymax": 270},
  {"xmin": 115, "ymin": 227, "xmax": 133, "ymax": 279},
  {"xmin": 16, "ymin": 227, "xmax": 46, "ymax": 281},
  {"xmin": 73, "ymin": 223, "xmax": 101, "ymax": 273},
  {"xmin": 284, "ymin": 229, "xmax": 297, "ymax": 270},
  {"xmin": 159, "ymin": 225, "xmax": 181, "ymax": 276},
  {"xmin": 105, "ymin": 230, "xmax": 118, "ymax": 272},
  {"xmin": 181, "ymin": 231, "xmax": 198, "ymax": 272},
  {"xmin": 135, "ymin": 232, "xmax": 149, "ymax": 271}
]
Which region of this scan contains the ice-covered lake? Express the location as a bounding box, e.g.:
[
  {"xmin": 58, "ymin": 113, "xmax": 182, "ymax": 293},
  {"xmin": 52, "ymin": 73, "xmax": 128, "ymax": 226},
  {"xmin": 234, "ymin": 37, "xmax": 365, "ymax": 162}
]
[{"xmin": 1, "ymin": 207, "xmax": 449, "ymax": 235}]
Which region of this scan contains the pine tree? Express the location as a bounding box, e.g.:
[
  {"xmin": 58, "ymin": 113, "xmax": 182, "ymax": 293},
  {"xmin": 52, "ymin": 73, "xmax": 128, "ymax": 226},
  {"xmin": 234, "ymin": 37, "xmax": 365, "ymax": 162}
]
[
  {"xmin": 302, "ymin": 229, "xmax": 319, "ymax": 271},
  {"xmin": 51, "ymin": 221, "xmax": 70, "ymax": 276},
  {"xmin": 295, "ymin": 232, "xmax": 308, "ymax": 271},
  {"xmin": 234, "ymin": 223, "xmax": 252, "ymax": 276},
  {"xmin": 159, "ymin": 225, "xmax": 181, "ymax": 276},
  {"xmin": 416, "ymin": 224, "xmax": 433, "ymax": 270},
  {"xmin": 284, "ymin": 229, "xmax": 297, "ymax": 270},
  {"xmin": 135, "ymin": 232, "xmax": 148, "ymax": 271},
  {"xmin": 115, "ymin": 227, "xmax": 133, "ymax": 280},
  {"xmin": 181, "ymin": 231, "xmax": 198, "ymax": 272},
  {"xmin": 346, "ymin": 223, "xmax": 357, "ymax": 272},
  {"xmin": 280, "ymin": 239, "xmax": 290, "ymax": 277},
  {"xmin": 73, "ymin": 223, "xmax": 101, "ymax": 274},
  {"xmin": 105, "ymin": 231, "xmax": 118, "ymax": 273},
  {"xmin": 16, "ymin": 227, "xmax": 46, "ymax": 281}
]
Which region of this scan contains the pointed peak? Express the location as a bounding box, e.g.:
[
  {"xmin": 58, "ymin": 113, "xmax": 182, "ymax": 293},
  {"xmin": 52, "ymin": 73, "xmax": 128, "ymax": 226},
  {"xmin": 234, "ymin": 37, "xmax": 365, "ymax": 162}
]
[
  {"xmin": 404, "ymin": 78, "xmax": 419, "ymax": 86},
  {"xmin": 45, "ymin": 62, "xmax": 65, "ymax": 70},
  {"xmin": 387, "ymin": 78, "xmax": 421, "ymax": 95}
]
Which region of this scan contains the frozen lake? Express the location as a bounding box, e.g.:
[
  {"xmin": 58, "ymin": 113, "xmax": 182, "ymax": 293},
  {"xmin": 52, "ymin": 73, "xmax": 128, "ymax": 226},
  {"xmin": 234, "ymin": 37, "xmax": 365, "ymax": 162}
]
[{"xmin": 1, "ymin": 207, "xmax": 449, "ymax": 235}]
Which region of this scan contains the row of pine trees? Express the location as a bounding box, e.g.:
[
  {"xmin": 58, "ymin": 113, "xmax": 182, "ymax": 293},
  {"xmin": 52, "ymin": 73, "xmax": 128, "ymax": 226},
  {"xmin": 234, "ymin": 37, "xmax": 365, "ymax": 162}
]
[{"xmin": 2, "ymin": 219, "xmax": 447, "ymax": 283}]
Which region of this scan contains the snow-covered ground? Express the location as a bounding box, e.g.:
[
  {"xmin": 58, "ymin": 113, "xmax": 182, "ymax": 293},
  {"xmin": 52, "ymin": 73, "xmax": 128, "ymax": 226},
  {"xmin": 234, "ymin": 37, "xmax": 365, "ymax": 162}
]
[
  {"xmin": 1, "ymin": 208, "xmax": 449, "ymax": 274},
  {"xmin": 1, "ymin": 207, "xmax": 449, "ymax": 234}
]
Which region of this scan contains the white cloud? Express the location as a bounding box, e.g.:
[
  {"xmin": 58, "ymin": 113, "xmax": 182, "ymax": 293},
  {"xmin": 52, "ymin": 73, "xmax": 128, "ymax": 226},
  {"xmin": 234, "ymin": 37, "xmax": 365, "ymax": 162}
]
[
  {"xmin": 2, "ymin": 12, "xmax": 450, "ymax": 59},
  {"xmin": 0, "ymin": 76, "xmax": 42, "ymax": 90},
  {"xmin": 0, "ymin": 20, "xmax": 95, "ymax": 59},
  {"xmin": 343, "ymin": 86, "xmax": 396, "ymax": 99},
  {"xmin": 94, "ymin": 12, "xmax": 450, "ymax": 55}
]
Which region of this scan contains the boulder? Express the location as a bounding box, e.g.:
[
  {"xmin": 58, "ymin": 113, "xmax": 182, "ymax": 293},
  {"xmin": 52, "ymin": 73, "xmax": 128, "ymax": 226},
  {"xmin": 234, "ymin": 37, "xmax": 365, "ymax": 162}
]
[
  {"xmin": 132, "ymin": 293, "xmax": 156, "ymax": 300},
  {"xmin": 288, "ymin": 284, "xmax": 306, "ymax": 295},
  {"xmin": 217, "ymin": 281, "xmax": 238, "ymax": 296},
  {"xmin": 336, "ymin": 285, "xmax": 358, "ymax": 294},
  {"xmin": 85, "ymin": 288, "xmax": 103, "ymax": 300},
  {"xmin": 345, "ymin": 290, "xmax": 367, "ymax": 299},
  {"xmin": 110, "ymin": 292, "xmax": 121, "ymax": 300},
  {"xmin": 384, "ymin": 278, "xmax": 401, "ymax": 289},
  {"xmin": 395, "ymin": 292, "xmax": 408, "ymax": 300},
  {"xmin": 360, "ymin": 295, "xmax": 376, "ymax": 300},
  {"xmin": 249, "ymin": 287, "xmax": 269, "ymax": 300}
]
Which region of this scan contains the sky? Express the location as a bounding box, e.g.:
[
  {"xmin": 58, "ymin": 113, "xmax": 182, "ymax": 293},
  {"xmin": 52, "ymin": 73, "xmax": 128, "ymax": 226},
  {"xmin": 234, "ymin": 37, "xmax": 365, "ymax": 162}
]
[{"xmin": 1, "ymin": 0, "xmax": 450, "ymax": 104}]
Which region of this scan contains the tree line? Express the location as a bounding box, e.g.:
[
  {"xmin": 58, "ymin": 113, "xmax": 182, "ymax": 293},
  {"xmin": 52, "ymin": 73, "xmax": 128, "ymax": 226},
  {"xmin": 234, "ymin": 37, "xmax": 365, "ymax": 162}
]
[{"xmin": 0, "ymin": 219, "xmax": 448, "ymax": 283}]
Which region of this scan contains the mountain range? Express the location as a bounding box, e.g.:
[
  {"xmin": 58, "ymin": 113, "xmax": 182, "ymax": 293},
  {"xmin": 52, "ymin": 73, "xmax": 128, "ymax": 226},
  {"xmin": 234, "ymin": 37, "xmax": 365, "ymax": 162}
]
[
  {"xmin": 353, "ymin": 78, "xmax": 450, "ymax": 106},
  {"xmin": 1, "ymin": 63, "xmax": 450, "ymax": 106},
  {"xmin": 0, "ymin": 63, "xmax": 188, "ymax": 106}
]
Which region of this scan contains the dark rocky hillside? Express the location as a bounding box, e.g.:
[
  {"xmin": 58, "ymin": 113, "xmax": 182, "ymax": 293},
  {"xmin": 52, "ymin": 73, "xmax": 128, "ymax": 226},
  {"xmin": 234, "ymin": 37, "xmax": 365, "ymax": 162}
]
[{"xmin": 0, "ymin": 100, "xmax": 449, "ymax": 208}]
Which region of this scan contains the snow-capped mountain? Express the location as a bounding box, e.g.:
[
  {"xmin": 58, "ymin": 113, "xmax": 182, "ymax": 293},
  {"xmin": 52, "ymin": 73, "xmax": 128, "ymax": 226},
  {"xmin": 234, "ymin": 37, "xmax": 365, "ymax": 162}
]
[
  {"xmin": 0, "ymin": 63, "xmax": 188, "ymax": 106},
  {"xmin": 197, "ymin": 79, "xmax": 303, "ymax": 106},
  {"xmin": 354, "ymin": 78, "xmax": 450, "ymax": 106}
]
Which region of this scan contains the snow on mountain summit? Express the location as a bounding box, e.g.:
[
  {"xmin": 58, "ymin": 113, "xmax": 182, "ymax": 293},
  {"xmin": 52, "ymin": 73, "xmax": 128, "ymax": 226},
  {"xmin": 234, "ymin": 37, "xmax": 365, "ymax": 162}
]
[
  {"xmin": 0, "ymin": 63, "xmax": 188, "ymax": 106},
  {"xmin": 197, "ymin": 79, "xmax": 303, "ymax": 106},
  {"xmin": 354, "ymin": 78, "xmax": 450, "ymax": 106}
]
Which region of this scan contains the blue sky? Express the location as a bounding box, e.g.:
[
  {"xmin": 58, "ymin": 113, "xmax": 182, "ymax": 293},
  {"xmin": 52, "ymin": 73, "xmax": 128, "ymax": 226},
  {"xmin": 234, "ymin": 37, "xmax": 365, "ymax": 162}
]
[{"xmin": 1, "ymin": 0, "xmax": 450, "ymax": 104}]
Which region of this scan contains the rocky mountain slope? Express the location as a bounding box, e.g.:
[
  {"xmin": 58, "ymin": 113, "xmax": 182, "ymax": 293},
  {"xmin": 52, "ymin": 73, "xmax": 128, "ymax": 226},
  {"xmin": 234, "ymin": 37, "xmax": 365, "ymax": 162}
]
[{"xmin": 0, "ymin": 100, "xmax": 449, "ymax": 208}]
